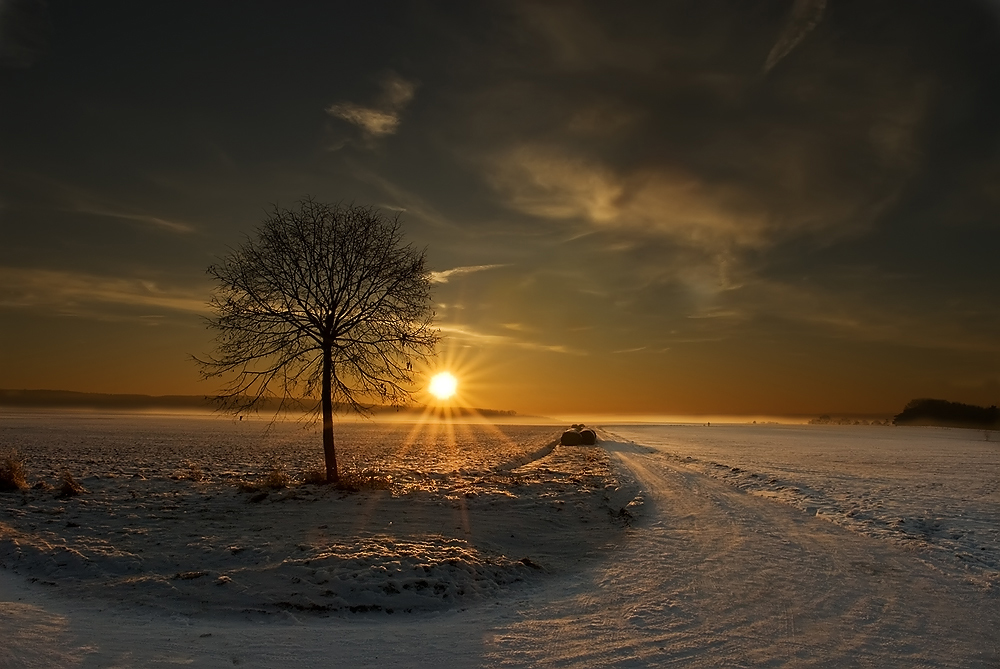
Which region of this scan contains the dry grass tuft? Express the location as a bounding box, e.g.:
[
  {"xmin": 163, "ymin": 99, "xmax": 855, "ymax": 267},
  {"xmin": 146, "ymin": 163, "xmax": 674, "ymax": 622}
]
[
  {"xmin": 57, "ymin": 470, "xmax": 87, "ymax": 498},
  {"xmin": 262, "ymin": 465, "xmax": 291, "ymax": 489},
  {"xmin": 239, "ymin": 464, "xmax": 392, "ymax": 492},
  {"xmin": 0, "ymin": 449, "xmax": 29, "ymax": 491},
  {"xmin": 300, "ymin": 467, "xmax": 329, "ymax": 486},
  {"xmin": 238, "ymin": 463, "xmax": 292, "ymax": 492},
  {"xmin": 335, "ymin": 467, "xmax": 393, "ymax": 492},
  {"xmin": 236, "ymin": 479, "xmax": 258, "ymax": 492}
]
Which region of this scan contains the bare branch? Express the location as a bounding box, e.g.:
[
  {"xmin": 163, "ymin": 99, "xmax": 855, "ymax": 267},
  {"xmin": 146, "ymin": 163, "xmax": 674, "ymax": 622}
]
[{"xmin": 197, "ymin": 198, "xmax": 440, "ymax": 482}]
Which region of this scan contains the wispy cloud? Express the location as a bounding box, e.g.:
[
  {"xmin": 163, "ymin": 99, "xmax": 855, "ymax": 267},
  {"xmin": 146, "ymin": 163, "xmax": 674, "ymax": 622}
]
[
  {"xmin": 486, "ymin": 145, "xmax": 772, "ymax": 249},
  {"xmin": 72, "ymin": 206, "xmax": 195, "ymax": 234},
  {"xmin": 706, "ymin": 276, "xmax": 1000, "ymax": 355},
  {"xmin": 429, "ymin": 264, "xmax": 508, "ymax": 284},
  {"xmin": 326, "ymin": 73, "xmax": 417, "ymax": 139},
  {"xmin": 0, "ymin": 267, "xmax": 207, "ymax": 316},
  {"xmin": 438, "ymin": 324, "xmax": 583, "ymax": 355},
  {"xmin": 0, "ymin": 169, "xmax": 198, "ymax": 234},
  {"xmin": 612, "ymin": 346, "xmax": 646, "ymax": 354},
  {"xmin": 326, "ymin": 106, "xmax": 402, "ymax": 137},
  {"xmin": 351, "ymin": 167, "xmax": 462, "ymax": 231}
]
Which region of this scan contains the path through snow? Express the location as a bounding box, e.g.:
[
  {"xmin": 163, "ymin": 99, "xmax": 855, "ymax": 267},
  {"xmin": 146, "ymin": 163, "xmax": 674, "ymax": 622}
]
[{"xmin": 483, "ymin": 439, "xmax": 998, "ymax": 666}]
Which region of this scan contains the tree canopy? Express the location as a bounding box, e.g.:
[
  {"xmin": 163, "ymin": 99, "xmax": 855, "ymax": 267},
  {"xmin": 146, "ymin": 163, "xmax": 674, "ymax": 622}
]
[{"xmin": 197, "ymin": 198, "xmax": 439, "ymax": 482}]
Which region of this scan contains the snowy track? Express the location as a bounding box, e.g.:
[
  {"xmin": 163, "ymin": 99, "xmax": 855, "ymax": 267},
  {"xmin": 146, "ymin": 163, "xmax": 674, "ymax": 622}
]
[
  {"xmin": 486, "ymin": 439, "xmax": 998, "ymax": 667},
  {"xmin": 3, "ymin": 426, "xmax": 998, "ymax": 667}
]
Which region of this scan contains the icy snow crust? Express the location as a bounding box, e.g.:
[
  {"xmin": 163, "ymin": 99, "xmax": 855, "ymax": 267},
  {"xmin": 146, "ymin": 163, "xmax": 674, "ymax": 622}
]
[
  {"xmin": 607, "ymin": 423, "xmax": 1000, "ymax": 590},
  {"xmin": 0, "ymin": 412, "xmax": 633, "ymax": 615}
]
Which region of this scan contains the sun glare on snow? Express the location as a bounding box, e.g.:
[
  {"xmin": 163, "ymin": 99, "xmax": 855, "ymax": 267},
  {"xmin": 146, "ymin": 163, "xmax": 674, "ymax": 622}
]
[{"xmin": 429, "ymin": 372, "xmax": 458, "ymax": 400}]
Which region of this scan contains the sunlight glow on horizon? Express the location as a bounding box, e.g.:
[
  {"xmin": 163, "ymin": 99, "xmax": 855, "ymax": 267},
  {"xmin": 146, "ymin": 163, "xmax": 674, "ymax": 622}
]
[{"xmin": 416, "ymin": 341, "xmax": 511, "ymax": 415}]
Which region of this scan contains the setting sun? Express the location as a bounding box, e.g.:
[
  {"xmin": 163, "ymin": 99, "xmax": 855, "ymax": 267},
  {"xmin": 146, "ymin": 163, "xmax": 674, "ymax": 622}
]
[{"xmin": 428, "ymin": 372, "xmax": 458, "ymax": 400}]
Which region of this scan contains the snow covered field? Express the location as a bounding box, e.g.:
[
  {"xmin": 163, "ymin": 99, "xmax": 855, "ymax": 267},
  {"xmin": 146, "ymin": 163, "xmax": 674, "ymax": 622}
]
[
  {"xmin": 1, "ymin": 413, "xmax": 998, "ymax": 667},
  {"xmin": 606, "ymin": 423, "xmax": 1000, "ymax": 590}
]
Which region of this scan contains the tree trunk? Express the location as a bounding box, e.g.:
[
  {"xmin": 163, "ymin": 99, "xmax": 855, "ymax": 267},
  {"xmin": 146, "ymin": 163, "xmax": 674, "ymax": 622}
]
[{"xmin": 321, "ymin": 346, "xmax": 338, "ymax": 484}]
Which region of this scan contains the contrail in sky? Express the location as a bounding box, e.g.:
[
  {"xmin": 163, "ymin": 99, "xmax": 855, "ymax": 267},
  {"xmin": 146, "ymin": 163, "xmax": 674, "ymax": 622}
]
[{"xmin": 764, "ymin": 0, "xmax": 827, "ymax": 73}]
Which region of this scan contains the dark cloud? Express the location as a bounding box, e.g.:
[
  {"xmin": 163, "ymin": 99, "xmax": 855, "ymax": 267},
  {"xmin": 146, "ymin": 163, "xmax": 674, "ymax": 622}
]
[
  {"xmin": 440, "ymin": 1, "xmax": 935, "ymax": 250},
  {"xmin": 0, "ymin": 0, "xmax": 48, "ymax": 68},
  {"xmin": 1, "ymin": 0, "xmax": 998, "ymax": 411}
]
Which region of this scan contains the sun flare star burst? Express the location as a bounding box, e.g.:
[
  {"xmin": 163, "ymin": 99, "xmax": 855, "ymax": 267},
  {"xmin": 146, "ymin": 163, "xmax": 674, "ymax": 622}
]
[{"xmin": 428, "ymin": 372, "xmax": 458, "ymax": 400}]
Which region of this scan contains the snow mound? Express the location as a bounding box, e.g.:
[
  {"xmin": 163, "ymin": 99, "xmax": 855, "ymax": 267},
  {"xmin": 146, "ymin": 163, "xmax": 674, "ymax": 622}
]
[
  {"xmin": 0, "ymin": 524, "xmax": 539, "ymax": 613},
  {"xmin": 1, "ymin": 416, "xmax": 627, "ymax": 616},
  {"xmin": 262, "ymin": 535, "xmax": 539, "ymax": 613}
]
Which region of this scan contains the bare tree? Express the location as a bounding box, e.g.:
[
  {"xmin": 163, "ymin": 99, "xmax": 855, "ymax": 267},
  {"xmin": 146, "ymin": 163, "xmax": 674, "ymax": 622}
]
[{"xmin": 197, "ymin": 198, "xmax": 439, "ymax": 483}]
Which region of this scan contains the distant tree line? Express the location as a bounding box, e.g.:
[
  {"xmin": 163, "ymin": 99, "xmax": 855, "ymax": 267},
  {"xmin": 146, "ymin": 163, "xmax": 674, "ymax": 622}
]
[
  {"xmin": 893, "ymin": 398, "xmax": 1000, "ymax": 429},
  {"xmin": 809, "ymin": 415, "xmax": 891, "ymax": 426}
]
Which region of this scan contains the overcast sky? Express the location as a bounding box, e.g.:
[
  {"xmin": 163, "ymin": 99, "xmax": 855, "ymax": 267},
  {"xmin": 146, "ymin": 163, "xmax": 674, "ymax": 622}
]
[{"xmin": 2, "ymin": 0, "xmax": 999, "ymax": 416}]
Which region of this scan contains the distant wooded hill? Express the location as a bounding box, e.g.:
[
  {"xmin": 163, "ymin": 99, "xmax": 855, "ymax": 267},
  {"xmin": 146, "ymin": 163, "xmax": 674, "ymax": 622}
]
[
  {"xmin": 893, "ymin": 398, "xmax": 999, "ymax": 429},
  {"xmin": 0, "ymin": 389, "xmax": 518, "ymax": 418}
]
